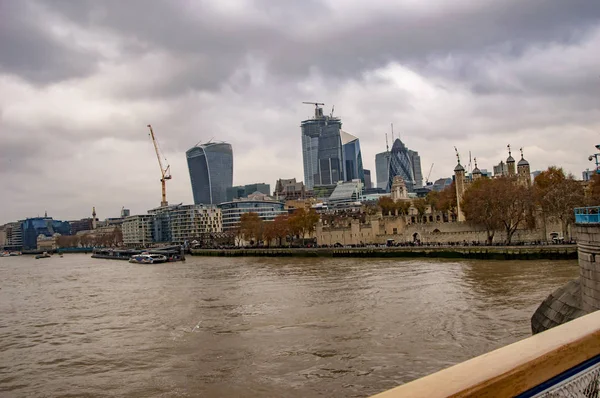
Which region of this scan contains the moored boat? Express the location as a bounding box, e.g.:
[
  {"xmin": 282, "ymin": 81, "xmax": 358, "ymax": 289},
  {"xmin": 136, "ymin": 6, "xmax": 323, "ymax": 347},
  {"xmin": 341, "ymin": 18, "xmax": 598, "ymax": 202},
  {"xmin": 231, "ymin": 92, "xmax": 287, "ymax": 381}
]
[
  {"xmin": 128, "ymin": 254, "xmax": 167, "ymax": 264},
  {"xmin": 35, "ymin": 252, "xmax": 51, "ymax": 259}
]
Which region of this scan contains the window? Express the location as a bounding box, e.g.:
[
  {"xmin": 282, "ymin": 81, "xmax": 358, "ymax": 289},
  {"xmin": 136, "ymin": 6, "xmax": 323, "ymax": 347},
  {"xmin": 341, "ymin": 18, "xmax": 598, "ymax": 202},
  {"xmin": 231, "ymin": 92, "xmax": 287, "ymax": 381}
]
[{"xmin": 393, "ymin": 228, "xmax": 398, "ymax": 234}]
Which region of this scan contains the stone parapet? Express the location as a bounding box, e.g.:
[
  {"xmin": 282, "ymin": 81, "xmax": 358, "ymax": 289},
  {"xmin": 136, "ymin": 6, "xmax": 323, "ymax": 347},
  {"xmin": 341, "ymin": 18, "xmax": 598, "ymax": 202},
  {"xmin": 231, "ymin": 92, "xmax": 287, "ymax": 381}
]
[{"xmin": 574, "ymin": 224, "xmax": 600, "ymax": 312}]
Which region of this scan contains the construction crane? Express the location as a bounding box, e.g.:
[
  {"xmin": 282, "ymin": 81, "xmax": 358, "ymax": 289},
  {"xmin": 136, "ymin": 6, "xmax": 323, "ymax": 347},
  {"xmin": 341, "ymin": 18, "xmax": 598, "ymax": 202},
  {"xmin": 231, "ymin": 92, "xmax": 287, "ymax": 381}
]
[
  {"xmin": 425, "ymin": 163, "xmax": 434, "ymax": 185},
  {"xmin": 302, "ymin": 101, "xmax": 325, "ymax": 118},
  {"xmin": 147, "ymin": 124, "xmax": 171, "ymax": 207}
]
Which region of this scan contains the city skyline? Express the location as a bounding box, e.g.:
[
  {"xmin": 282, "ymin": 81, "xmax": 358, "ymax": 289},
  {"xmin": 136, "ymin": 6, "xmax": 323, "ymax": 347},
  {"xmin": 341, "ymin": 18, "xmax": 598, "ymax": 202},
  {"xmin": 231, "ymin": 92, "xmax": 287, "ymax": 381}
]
[{"xmin": 2, "ymin": 1, "xmax": 600, "ymax": 223}]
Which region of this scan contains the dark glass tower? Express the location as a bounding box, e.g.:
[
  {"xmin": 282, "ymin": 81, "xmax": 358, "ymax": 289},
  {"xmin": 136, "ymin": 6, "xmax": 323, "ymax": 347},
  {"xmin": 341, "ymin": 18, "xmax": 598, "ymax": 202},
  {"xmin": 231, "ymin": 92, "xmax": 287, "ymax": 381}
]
[
  {"xmin": 341, "ymin": 130, "xmax": 365, "ymax": 184},
  {"xmin": 387, "ymin": 138, "xmax": 415, "ymax": 192},
  {"xmin": 186, "ymin": 142, "xmax": 233, "ymax": 205}
]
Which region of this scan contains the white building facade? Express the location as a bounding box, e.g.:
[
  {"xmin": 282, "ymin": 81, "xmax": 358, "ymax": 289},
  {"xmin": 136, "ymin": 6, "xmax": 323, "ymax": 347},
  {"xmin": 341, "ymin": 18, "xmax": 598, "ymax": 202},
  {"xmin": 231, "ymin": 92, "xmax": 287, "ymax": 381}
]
[{"xmin": 122, "ymin": 215, "xmax": 154, "ymax": 246}]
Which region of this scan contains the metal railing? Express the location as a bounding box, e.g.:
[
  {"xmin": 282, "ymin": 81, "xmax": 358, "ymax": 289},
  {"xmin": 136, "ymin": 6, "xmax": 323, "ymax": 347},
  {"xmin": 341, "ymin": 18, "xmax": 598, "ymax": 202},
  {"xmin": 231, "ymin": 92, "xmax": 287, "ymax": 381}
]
[
  {"xmin": 371, "ymin": 310, "xmax": 600, "ymax": 398},
  {"xmin": 575, "ymin": 207, "xmax": 600, "ymax": 224}
]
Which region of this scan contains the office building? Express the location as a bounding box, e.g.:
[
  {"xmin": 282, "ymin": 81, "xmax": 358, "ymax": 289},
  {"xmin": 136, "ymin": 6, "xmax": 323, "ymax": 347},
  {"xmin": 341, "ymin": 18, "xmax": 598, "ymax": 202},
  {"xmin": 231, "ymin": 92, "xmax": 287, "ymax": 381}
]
[
  {"xmin": 328, "ymin": 180, "xmax": 364, "ymax": 206},
  {"xmin": 21, "ymin": 217, "xmax": 71, "ymax": 250},
  {"xmin": 69, "ymin": 218, "xmax": 94, "ymax": 234},
  {"xmin": 341, "ymin": 130, "xmax": 365, "ymax": 184},
  {"xmin": 301, "ymin": 106, "xmax": 343, "ymax": 190},
  {"xmin": 387, "ymin": 139, "xmax": 415, "ymax": 193},
  {"xmin": 4, "ymin": 222, "xmax": 23, "ymax": 249},
  {"xmin": 363, "ymin": 169, "xmax": 372, "ymax": 189},
  {"xmin": 122, "ymin": 215, "xmax": 154, "ymax": 246},
  {"xmin": 494, "ymin": 161, "xmax": 508, "ymax": 177},
  {"xmin": 375, "ymin": 151, "xmax": 391, "ymax": 190},
  {"xmin": 226, "ymin": 183, "xmax": 270, "ymax": 202},
  {"xmin": 186, "ymin": 142, "xmax": 233, "ymax": 205},
  {"xmin": 408, "ymin": 150, "xmax": 423, "ymax": 188},
  {"xmin": 218, "ymin": 192, "xmax": 287, "ymax": 231},
  {"xmin": 583, "ymin": 170, "xmax": 596, "ymax": 181}
]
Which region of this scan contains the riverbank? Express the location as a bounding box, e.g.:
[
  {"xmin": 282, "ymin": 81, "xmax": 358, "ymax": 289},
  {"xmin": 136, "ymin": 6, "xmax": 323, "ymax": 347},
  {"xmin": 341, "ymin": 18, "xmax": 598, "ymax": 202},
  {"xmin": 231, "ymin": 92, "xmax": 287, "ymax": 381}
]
[{"xmin": 191, "ymin": 245, "xmax": 577, "ymax": 260}]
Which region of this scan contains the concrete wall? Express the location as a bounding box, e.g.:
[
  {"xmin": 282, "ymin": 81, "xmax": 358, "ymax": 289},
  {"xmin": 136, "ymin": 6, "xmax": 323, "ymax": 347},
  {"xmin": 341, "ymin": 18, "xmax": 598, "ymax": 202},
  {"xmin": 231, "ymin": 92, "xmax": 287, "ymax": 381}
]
[{"xmin": 574, "ymin": 225, "xmax": 600, "ymax": 313}]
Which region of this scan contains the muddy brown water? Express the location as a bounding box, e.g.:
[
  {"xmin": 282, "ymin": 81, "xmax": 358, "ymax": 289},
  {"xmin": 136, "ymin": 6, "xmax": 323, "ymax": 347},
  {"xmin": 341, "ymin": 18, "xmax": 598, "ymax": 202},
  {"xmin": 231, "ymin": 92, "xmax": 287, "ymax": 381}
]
[{"xmin": 0, "ymin": 255, "xmax": 578, "ymax": 397}]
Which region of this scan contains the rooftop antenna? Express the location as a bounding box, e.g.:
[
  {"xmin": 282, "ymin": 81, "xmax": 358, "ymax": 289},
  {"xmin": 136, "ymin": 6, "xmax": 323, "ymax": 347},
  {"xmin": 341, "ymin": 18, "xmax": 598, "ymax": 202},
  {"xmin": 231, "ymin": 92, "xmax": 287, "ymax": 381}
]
[
  {"xmin": 507, "ymin": 144, "xmax": 512, "ymax": 157},
  {"xmin": 469, "ymin": 151, "xmax": 472, "ymax": 173},
  {"xmin": 520, "ymin": 147, "xmax": 524, "ymax": 159},
  {"xmin": 391, "ymin": 123, "xmax": 395, "ymax": 142},
  {"xmin": 330, "ymin": 105, "xmax": 335, "ymax": 117},
  {"xmin": 385, "ymin": 133, "xmax": 389, "ymax": 152}
]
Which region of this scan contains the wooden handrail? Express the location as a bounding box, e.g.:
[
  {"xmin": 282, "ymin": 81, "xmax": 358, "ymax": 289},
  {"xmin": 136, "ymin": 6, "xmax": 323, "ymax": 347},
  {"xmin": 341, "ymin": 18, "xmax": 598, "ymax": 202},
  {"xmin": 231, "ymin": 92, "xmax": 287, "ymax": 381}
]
[{"xmin": 371, "ymin": 310, "xmax": 600, "ymax": 398}]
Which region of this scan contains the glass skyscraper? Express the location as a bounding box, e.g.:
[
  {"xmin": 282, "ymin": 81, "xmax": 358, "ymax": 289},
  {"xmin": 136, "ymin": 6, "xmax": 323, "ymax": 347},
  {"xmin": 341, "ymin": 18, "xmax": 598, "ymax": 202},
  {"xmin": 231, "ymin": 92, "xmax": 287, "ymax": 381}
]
[
  {"xmin": 186, "ymin": 142, "xmax": 233, "ymax": 205},
  {"xmin": 408, "ymin": 149, "xmax": 423, "ymax": 188},
  {"xmin": 301, "ymin": 106, "xmax": 343, "ymax": 190},
  {"xmin": 341, "ymin": 130, "xmax": 365, "ymax": 184},
  {"xmin": 375, "ymin": 151, "xmax": 391, "ymax": 190},
  {"xmin": 387, "ymin": 138, "xmax": 415, "ymax": 192}
]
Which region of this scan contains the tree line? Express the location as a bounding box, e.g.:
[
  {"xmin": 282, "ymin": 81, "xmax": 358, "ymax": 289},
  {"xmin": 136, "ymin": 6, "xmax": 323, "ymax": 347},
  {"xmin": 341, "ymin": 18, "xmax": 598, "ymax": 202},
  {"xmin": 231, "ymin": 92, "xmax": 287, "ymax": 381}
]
[
  {"xmin": 238, "ymin": 208, "xmax": 320, "ymax": 246},
  {"xmin": 56, "ymin": 228, "xmax": 123, "ymax": 248}
]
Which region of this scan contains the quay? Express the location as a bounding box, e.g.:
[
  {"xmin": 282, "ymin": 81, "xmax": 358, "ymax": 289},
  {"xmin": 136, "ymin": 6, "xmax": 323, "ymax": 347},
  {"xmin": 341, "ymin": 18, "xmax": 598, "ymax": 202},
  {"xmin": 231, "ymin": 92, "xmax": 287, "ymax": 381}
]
[{"xmin": 191, "ymin": 245, "xmax": 577, "ymax": 260}]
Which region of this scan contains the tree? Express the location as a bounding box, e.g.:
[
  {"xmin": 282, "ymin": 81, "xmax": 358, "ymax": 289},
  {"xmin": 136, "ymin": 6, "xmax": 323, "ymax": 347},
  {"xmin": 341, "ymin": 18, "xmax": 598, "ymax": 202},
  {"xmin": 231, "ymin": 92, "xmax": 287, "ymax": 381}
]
[
  {"xmin": 462, "ymin": 178, "xmax": 532, "ymax": 245},
  {"xmin": 271, "ymin": 214, "xmax": 290, "ymax": 246},
  {"xmin": 396, "ymin": 200, "xmax": 412, "ymax": 216},
  {"xmin": 534, "ymin": 167, "xmax": 585, "ymax": 239},
  {"xmin": 437, "ymin": 182, "xmax": 458, "ymax": 220},
  {"xmin": 426, "ymin": 190, "xmax": 440, "ymax": 211},
  {"xmin": 412, "ymin": 198, "xmax": 428, "ymax": 222},
  {"xmin": 239, "ymin": 212, "xmax": 263, "ymax": 245},
  {"xmin": 288, "ymin": 208, "xmax": 319, "ymax": 245},
  {"xmin": 588, "ymin": 173, "xmax": 600, "ymax": 205},
  {"xmin": 377, "ymin": 196, "xmax": 395, "ymax": 215}
]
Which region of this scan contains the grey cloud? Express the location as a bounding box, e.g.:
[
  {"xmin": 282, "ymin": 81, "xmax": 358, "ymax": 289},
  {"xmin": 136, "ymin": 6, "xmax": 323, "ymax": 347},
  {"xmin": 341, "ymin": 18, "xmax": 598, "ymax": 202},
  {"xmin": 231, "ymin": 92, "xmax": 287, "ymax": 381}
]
[{"xmin": 0, "ymin": 1, "xmax": 100, "ymax": 84}]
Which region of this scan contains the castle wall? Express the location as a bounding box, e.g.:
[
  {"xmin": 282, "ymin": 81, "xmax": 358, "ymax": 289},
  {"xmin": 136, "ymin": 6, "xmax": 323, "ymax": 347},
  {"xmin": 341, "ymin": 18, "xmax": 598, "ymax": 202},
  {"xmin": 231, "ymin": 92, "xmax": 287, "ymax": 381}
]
[{"xmin": 574, "ymin": 224, "xmax": 600, "ymax": 312}]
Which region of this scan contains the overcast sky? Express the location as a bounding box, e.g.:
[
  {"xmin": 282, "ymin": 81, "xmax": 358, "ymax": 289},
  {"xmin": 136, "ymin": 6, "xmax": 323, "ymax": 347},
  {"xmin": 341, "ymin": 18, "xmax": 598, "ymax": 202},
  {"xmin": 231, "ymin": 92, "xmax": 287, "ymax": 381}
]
[{"xmin": 1, "ymin": 0, "xmax": 600, "ymax": 223}]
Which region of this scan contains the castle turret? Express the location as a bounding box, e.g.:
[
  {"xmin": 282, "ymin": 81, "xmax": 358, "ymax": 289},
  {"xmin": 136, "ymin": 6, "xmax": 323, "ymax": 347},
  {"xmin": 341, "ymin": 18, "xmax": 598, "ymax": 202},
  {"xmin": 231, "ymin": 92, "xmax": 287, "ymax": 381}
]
[
  {"xmin": 507, "ymin": 144, "xmax": 516, "ymax": 176},
  {"xmin": 517, "ymin": 148, "xmax": 531, "ymax": 186},
  {"xmin": 472, "ymin": 158, "xmax": 482, "ymax": 181},
  {"xmin": 454, "ymin": 153, "xmax": 466, "ymax": 222}
]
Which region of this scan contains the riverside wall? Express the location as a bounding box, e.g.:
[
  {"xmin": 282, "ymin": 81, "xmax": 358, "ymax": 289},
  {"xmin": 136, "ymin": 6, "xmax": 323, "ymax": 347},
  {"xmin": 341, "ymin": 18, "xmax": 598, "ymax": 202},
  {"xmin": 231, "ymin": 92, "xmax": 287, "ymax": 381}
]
[{"xmin": 191, "ymin": 245, "xmax": 577, "ymax": 260}]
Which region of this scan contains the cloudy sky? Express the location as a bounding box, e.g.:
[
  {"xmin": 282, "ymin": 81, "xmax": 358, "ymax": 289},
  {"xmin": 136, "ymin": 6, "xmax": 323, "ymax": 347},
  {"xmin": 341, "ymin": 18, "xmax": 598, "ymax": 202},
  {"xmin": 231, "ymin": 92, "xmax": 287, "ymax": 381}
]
[{"xmin": 2, "ymin": 0, "xmax": 600, "ymax": 223}]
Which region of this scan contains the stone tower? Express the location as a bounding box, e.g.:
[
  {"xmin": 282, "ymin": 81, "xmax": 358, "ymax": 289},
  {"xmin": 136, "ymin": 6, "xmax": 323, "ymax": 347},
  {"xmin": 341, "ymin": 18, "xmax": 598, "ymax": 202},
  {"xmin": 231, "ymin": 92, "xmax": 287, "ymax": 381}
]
[
  {"xmin": 517, "ymin": 148, "xmax": 531, "ymax": 186},
  {"xmin": 506, "ymin": 144, "xmax": 516, "ymax": 176},
  {"xmin": 472, "ymin": 158, "xmax": 482, "ymax": 182},
  {"xmin": 391, "ymin": 176, "xmax": 408, "ymax": 201},
  {"xmin": 454, "ymin": 155, "xmax": 466, "ymax": 222}
]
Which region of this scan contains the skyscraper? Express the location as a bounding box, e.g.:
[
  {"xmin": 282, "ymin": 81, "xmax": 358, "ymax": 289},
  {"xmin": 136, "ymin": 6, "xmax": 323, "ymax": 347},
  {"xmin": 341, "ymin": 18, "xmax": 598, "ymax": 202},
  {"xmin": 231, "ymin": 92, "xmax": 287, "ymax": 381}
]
[
  {"xmin": 387, "ymin": 138, "xmax": 415, "ymax": 192},
  {"xmin": 341, "ymin": 130, "xmax": 365, "ymax": 184},
  {"xmin": 301, "ymin": 106, "xmax": 343, "ymax": 189},
  {"xmin": 363, "ymin": 169, "xmax": 372, "ymax": 189},
  {"xmin": 186, "ymin": 142, "xmax": 233, "ymax": 205},
  {"xmin": 408, "ymin": 149, "xmax": 423, "ymax": 188},
  {"xmin": 375, "ymin": 151, "xmax": 391, "ymax": 190}
]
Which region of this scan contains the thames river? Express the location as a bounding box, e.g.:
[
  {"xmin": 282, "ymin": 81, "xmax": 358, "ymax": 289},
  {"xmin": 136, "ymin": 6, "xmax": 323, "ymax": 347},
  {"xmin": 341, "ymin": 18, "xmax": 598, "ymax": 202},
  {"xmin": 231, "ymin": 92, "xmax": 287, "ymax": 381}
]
[{"xmin": 0, "ymin": 254, "xmax": 578, "ymax": 397}]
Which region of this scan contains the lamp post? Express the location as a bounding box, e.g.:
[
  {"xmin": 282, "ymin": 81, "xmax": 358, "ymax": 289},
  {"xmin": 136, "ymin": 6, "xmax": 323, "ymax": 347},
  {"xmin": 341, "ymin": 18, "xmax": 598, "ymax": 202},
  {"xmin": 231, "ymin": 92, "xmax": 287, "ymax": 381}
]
[{"xmin": 589, "ymin": 145, "xmax": 600, "ymax": 175}]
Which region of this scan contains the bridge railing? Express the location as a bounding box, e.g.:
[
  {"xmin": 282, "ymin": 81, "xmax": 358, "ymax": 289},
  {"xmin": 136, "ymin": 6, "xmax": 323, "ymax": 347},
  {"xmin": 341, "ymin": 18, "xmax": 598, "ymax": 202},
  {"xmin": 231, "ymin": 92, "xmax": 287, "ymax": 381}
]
[
  {"xmin": 575, "ymin": 207, "xmax": 600, "ymax": 224},
  {"xmin": 371, "ymin": 310, "xmax": 600, "ymax": 398}
]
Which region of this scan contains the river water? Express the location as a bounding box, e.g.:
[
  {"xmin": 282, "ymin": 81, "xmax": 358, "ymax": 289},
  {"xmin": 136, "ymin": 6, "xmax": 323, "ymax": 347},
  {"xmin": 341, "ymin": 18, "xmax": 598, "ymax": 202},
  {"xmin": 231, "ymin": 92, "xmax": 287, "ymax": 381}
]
[{"xmin": 0, "ymin": 255, "xmax": 578, "ymax": 397}]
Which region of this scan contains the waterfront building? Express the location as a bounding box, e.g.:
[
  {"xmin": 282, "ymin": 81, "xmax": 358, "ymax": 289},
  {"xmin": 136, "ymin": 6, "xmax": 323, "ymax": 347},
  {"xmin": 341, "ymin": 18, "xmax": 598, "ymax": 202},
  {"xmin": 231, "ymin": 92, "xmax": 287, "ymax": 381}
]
[
  {"xmin": 37, "ymin": 233, "xmax": 60, "ymax": 251},
  {"xmin": 375, "ymin": 151, "xmax": 391, "ymax": 190},
  {"xmin": 122, "ymin": 215, "xmax": 154, "ymax": 246},
  {"xmin": 387, "ymin": 139, "xmax": 416, "ymax": 193},
  {"xmin": 341, "ymin": 130, "xmax": 365, "ymax": 184},
  {"xmin": 226, "ymin": 183, "xmax": 270, "ymax": 202},
  {"xmin": 148, "ymin": 204, "xmax": 222, "ymax": 243},
  {"xmin": 4, "ymin": 222, "xmax": 23, "ymax": 249},
  {"xmin": 363, "ymin": 169, "xmax": 372, "ymax": 189},
  {"xmin": 0, "ymin": 226, "xmax": 5, "ymax": 248},
  {"xmin": 186, "ymin": 142, "xmax": 233, "ymax": 205},
  {"xmin": 21, "ymin": 217, "xmax": 71, "ymax": 250},
  {"xmin": 218, "ymin": 192, "xmax": 286, "ymax": 231},
  {"xmin": 301, "ymin": 106, "xmax": 343, "ymax": 190},
  {"xmin": 273, "ymin": 178, "xmax": 306, "ymax": 200}
]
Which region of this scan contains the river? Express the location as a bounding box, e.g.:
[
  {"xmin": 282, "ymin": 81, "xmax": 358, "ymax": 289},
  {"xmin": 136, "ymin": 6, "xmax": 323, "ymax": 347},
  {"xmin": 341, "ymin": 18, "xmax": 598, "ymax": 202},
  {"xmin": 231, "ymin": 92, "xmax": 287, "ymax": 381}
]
[{"xmin": 0, "ymin": 255, "xmax": 578, "ymax": 397}]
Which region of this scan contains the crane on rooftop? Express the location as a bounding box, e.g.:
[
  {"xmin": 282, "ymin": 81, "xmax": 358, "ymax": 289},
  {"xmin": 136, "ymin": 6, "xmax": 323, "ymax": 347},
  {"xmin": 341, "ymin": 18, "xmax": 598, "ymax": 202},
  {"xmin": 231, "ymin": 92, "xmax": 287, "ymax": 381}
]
[
  {"xmin": 425, "ymin": 163, "xmax": 434, "ymax": 185},
  {"xmin": 302, "ymin": 101, "xmax": 325, "ymax": 118},
  {"xmin": 147, "ymin": 124, "xmax": 171, "ymax": 207}
]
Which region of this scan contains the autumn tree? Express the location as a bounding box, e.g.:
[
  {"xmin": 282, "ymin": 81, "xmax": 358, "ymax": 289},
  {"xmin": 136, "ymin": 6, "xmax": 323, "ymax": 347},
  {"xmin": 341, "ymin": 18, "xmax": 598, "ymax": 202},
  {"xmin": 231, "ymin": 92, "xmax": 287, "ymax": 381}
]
[
  {"xmin": 396, "ymin": 200, "xmax": 412, "ymax": 216},
  {"xmin": 288, "ymin": 208, "xmax": 319, "ymax": 244},
  {"xmin": 534, "ymin": 167, "xmax": 585, "ymax": 239},
  {"xmin": 271, "ymin": 214, "xmax": 291, "ymax": 246},
  {"xmin": 437, "ymin": 182, "xmax": 458, "ymax": 220},
  {"xmin": 462, "ymin": 177, "xmax": 531, "ymax": 244},
  {"xmin": 412, "ymin": 198, "xmax": 428, "ymax": 222},
  {"xmin": 588, "ymin": 174, "xmax": 600, "ymax": 205},
  {"xmin": 377, "ymin": 196, "xmax": 395, "ymax": 215},
  {"xmin": 239, "ymin": 212, "xmax": 264, "ymax": 245}
]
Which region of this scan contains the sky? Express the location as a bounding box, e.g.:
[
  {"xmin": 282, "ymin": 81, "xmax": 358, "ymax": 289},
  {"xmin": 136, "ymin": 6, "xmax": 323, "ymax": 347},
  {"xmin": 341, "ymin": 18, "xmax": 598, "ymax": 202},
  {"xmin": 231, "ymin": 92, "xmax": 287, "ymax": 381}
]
[{"xmin": 1, "ymin": 0, "xmax": 600, "ymax": 224}]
